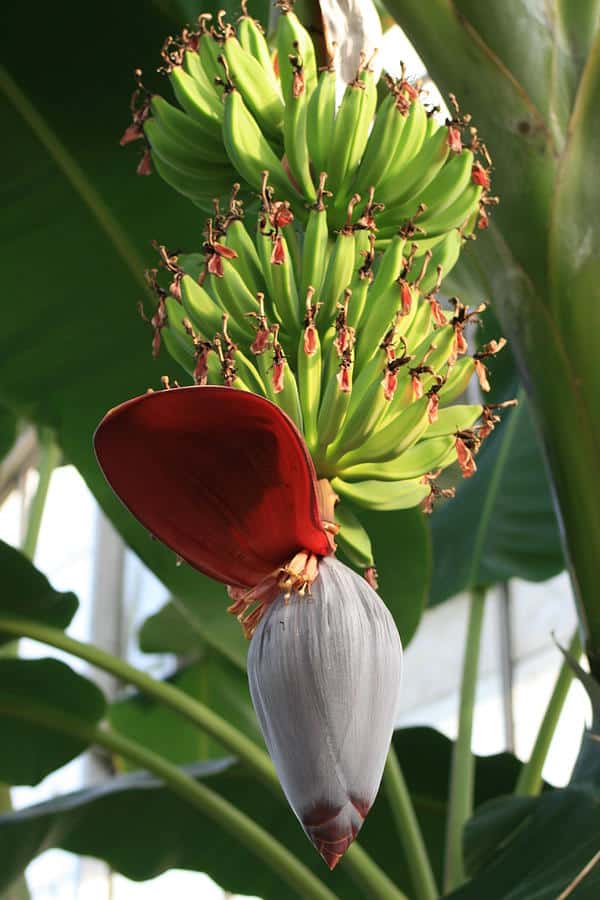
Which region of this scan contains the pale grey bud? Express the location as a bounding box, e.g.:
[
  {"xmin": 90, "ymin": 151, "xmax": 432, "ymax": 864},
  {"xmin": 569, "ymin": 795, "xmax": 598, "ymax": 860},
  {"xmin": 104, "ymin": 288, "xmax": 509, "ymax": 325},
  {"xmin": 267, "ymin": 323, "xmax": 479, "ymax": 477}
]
[{"xmin": 247, "ymin": 556, "xmax": 402, "ymax": 868}]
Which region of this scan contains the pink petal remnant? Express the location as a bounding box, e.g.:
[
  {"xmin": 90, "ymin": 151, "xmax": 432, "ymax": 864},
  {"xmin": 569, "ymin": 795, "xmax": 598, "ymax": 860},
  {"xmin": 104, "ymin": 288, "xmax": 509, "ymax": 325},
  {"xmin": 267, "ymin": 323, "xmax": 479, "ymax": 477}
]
[
  {"xmin": 94, "ymin": 387, "xmax": 330, "ymax": 588},
  {"xmin": 472, "ymin": 161, "xmax": 491, "ymax": 189},
  {"xmin": 456, "ymin": 436, "xmax": 477, "ymax": 478},
  {"xmin": 447, "ymin": 124, "xmax": 462, "ymax": 153}
]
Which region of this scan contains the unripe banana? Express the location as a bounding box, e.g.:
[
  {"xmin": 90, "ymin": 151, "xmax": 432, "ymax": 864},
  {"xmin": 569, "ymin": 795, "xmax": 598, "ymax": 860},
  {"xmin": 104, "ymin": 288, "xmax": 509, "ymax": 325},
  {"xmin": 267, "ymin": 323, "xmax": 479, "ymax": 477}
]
[
  {"xmin": 237, "ymin": 5, "xmax": 281, "ymax": 95},
  {"xmin": 316, "ymin": 350, "xmax": 353, "ymax": 452},
  {"xmin": 319, "ymin": 202, "xmax": 360, "ymax": 327},
  {"xmin": 150, "ymin": 153, "xmax": 236, "ymax": 212},
  {"xmin": 144, "ymin": 117, "xmax": 222, "ymax": 171},
  {"xmin": 411, "ymin": 149, "xmax": 474, "ymax": 227},
  {"xmin": 163, "ymin": 296, "xmax": 196, "ymax": 374},
  {"xmin": 419, "ymin": 183, "xmax": 482, "ymax": 238},
  {"xmin": 282, "ymin": 55, "xmax": 317, "ymax": 201},
  {"xmin": 297, "ymin": 290, "xmax": 322, "ymax": 452},
  {"xmin": 339, "ymin": 434, "xmax": 457, "ymax": 482},
  {"xmin": 222, "ymin": 29, "xmax": 284, "ymax": 141},
  {"xmin": 329, "ymin": 378, "xmax": 389, "ymax": 457},
  {"xmin": 180, "ymin": 273, "xmax": 223, "ymax": 338},
  {"xmin": 268, "ymin": 227, "xmax": 302, "ymax": 331},
  {"xmin": 197, "ymin": 16, "xmax": 225, "ymax": 86},
  {"xmin": 276, "ymin": 6, "xmax": 318, "ymax": 100},
  {"xmin": 334, "ymin": 504, "xmax": 374, "ymax": 569},
  {"xmin": 306, "ymin": 62, "xmax": 336, "ymax": 178},
  {"xmin": 149, "ymin": 96, "xmax": 229, "ymax": 168},
  {"xmin": 410, "ymin": 229, "xmax": 463, "ymax": 295},
  {"xmin": 378, "ymin": 93, "xmax": 428, "ymax": 186},
  {"xmin": 369, "ymin": 232, "xmax": 408, "ymax": 306},
  {"xmin": 300, "ymin": 177, "xmax": 331, "ymax": 299},
  {"xmin": 425, "ymin": 403, "xmax": 482, "ymax": 437},
  {"xmin": 332, "ymin": 476, "xmax": 430, "ymax": 511},
  {"xmin": 352, "ymin": 87, "xmax": 408, "ymax": 196},
  {"xmin": 438, "ymin": 356, "xmax": 475, "ymax": 404},
  {"xmin": 355, "ymin": 278, "xmax": 417, "ymax": 373},
  {"xmin": 336, "ymin": 395, "xmax": 434, "ymax": 467},
  {"xmin": 377, "ymin": 123, "xmax": 450, "ymax": 209},
  {"xmin": 169, "ymin": 66, "xmax": 223, "ymax": 136},
  {"xmin": 222, "ymin": 87, "xmax": 299, "ymax": 200},
  {"xmin": 328, "ymin": 61, "xmax": 378, "ymax": 202},
  {"xmin": 222, "ymin": 213, "xmax": 264, "ymax": 297},
  {"xmin": 182, "ymin": 48, "xmax": 222, "ymax": 107}
]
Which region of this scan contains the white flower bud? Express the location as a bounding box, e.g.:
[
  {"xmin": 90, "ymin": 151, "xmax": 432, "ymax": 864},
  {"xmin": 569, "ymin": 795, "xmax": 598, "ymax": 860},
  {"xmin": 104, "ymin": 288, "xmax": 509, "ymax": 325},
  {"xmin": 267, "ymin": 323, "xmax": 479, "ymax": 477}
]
[{"xmin": 248, "ymin": 556, "xmax": 402, "ymax": 868}]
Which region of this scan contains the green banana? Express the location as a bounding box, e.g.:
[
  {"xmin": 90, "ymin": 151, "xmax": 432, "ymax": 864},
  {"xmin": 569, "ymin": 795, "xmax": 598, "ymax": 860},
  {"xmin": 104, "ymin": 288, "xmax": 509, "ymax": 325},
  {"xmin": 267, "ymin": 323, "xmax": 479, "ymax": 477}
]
[
  {"xmin": 221, "ymin": 30, "xmax": 284, "ymax": 140},
  {"xmin": 276, "ymin": 6, "xmax": 318, "ymax": 99},
  {"xmin": 266, "ymin": 326, "xmax": 303, "ymax": 428},
  {"xmin": 197, "ymin": 16, "xmax": 225, "ymax": 87},
  {"xmin": 180, "ymin": 274, "xmax": 223, "ymax": 338},
  {"xmin": 416, "ymin": 149, "xmax": 474, "ymax": 225},
  {"xmin": 300, "ymin": 177, "xmax": 330, "ymax": 300},
  {"xmin": 169, "ymin": 66, "xmax": 222, "ymax": 136},
  {"xmin": 268, "ymin": 227, "xmax": 302, "ymax": 331},
  {"xmin": 163, "ymin": 296, "xmax": 196, "ymax": 374},
  {"xmin": 378, "ymin": 92, "xmax": 428, "ymax": 186},
  {"xmin": 439, "ymin": 357, "xmax": 475, "ymax": 404},
  {"xmin": 297, "ymin": 290, "xmax": 322, "ymax": 452},
  {"xmin": 334, "ymin": 504, "xmax": 374, "ymax": 568},
  {"xmin": 339, "ymin": 434, "xmax": 457, "ymax": 482},
  {"xmin": 150, "ymin": 153, "xmax": 236, "ymax": 209},
  {"xmin": 328, "ymin": 61, "xmax": 378, "ymax": 201},
  {"xmin": 335, "ymin": 395, "xmax": 434, "ymax": 467},
  {"xmin": 377, "ymin": 122, "xmax": 450, "ymax": 210},
  {"xmin": 237, "ymin": 5, "xmax": 281, "ymax": 95},
  {"xmin": 419, "ymin": 182, "xmax": 483, "ymax": 238},
  {"xmin": 316, "ymin": 350, "xmax": 353, "ymax": 452},
  {"xmin": 355, "ymin": 278, "xmax": 417, "ymax": 372},
  {"xmin": 182, "ymin": 48, "xmax": 222, "ymax": 108},
  {"xmin": 144, "ymin": 117, "xmax": 221, "ymax": 172},
  {"xmin": 282, "ymin": 54, "xmax": 316, "ymax": 201},
  {"xmin": 150, "ymin": 96, "xmax": 224, "ymax": 162},
  {"xmin": 221, "ymin": 87, "xmax": 300, "ymax": 200},
  {"xmin": 410, "ymin": 228, "xmax": 464, "ymax": 294},
  {"xmin": 332, "ymin": 476, "xmax": 430, "ymax": 511},
  {"xmin": 352, "ymin": 87, "xmax": 408, "ymax": 196},
  {"xmin": 424, "ymin": 403, "xmax": 482, "ymax": 438},
  {"xmin": 318, "ymin": 204, "xmax": 359, "ymax": 326},
  {"xmin": 222, "ymin": 215, "xmax": 264, "ymax": 297},
  {"xmin": 329, "ymin": 377, "xmax": 390, "ymax": 458},
  {"xmin": 306, "ymin": 62, "xmax": 336, "ymax": 178}
]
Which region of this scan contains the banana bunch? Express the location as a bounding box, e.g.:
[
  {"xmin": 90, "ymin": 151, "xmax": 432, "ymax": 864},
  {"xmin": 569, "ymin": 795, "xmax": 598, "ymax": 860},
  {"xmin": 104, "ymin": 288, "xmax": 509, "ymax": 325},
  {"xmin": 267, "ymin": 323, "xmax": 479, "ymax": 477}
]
[
  {"xmin": 145, "ymin": 176, "xmax": 510, "ymax": 580},
  {"xmin": 121, "ymin": 2, "xmax": 495, "ymax": 256}
]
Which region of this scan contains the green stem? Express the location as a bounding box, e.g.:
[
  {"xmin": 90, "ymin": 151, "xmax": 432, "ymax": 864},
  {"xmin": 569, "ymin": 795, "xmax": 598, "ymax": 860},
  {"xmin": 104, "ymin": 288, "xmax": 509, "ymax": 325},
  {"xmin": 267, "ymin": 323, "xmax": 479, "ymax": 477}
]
[
  {"xmin": 0, "ymin": 696, "xmax": 338, "ymax": 900},
  {"xmin": 383, "ymin": 747, "xmax": 438, "ymax": 900},
  {"xmin": 515, "ymin": 628, "xmax": 583, "ymax": 797},
  {"xmin": 0, "ymin": 616, "xmax": 404, "ymax": 900},
  {"xmin": 444, "ymin": 586, "xmax": 487, "ymax": 893},
  {"xmin": 21, "ymin": 429, "xmax": 61, "ymax": 562}
]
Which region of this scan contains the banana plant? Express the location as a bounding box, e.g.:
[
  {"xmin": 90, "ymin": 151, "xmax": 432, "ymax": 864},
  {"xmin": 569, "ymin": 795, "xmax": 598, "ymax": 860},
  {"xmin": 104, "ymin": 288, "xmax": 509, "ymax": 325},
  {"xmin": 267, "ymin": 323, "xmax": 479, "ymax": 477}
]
[{"xmin": 0, "ymin": 1, "xmax": 598, "ymax": 899}]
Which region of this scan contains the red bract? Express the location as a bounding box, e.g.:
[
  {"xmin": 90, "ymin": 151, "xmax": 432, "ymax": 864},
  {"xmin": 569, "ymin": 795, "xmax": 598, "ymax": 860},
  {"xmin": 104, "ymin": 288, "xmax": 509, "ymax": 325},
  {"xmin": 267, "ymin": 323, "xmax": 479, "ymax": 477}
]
[{"xmin": 94, "ymin": 386, "xmax": 330, "ymax": 588}]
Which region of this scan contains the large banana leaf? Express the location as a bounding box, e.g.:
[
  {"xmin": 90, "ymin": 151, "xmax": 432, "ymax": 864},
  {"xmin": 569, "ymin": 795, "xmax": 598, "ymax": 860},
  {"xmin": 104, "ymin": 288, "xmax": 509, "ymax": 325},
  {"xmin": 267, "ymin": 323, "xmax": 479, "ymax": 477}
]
[
  {"xmin": 0, "ymin": 723, "xmax": 521, "ymax": 898},
  {"xmin": 384, "ymin": 0, "xmax": 600, "ymax": 671}
]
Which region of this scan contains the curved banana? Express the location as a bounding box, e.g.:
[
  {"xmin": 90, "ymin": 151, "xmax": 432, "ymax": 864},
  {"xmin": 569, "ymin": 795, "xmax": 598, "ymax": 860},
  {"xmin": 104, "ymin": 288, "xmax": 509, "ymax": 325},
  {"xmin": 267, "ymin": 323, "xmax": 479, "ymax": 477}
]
[{"xmin": 332, "ymin": 477, "xmax": 430, "ymax": 512}]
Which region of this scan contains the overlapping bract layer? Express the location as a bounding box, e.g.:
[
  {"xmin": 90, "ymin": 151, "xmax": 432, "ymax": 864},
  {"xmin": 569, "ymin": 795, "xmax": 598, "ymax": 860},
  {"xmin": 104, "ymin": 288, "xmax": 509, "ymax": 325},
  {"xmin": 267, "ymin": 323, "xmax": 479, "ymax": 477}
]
[
  {"xmin": 122, "ymin": 4, "xmax": 494, "ymax": 247},
  {"xmin": 248, "ymin": 555, "xmax": 403, "ymax": 870}
]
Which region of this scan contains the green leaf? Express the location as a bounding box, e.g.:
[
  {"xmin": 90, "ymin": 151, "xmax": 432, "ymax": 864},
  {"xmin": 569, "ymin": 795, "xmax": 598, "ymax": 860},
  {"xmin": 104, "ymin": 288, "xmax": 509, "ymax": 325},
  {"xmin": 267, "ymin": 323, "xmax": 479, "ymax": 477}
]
[
  {"xmin": 454, "ymin": 787, "xmax": 600, "ymax": 900},
  {"xmin": 386, "ymin": 0, "xmax": 600, "ymax": 673},
  {"xmin": 339, "ymin": 507, "xmax": 431, "ymax": 645},
  {"xmin": 462, "ymin": 794, "xmax": 537, "ymax": 877},
  {"xmin": 109, "ymin": 655, "xmax": 262, "ymax": 768},
  {"xmin": 0, "ymin": 727, "xmax": 521, "ymax": 897},
  {"xmin": 0, "ymin": 539, "xmax": 78, "ymax": 646},
  {"xmin": 138, "ymin": 596, "xmax": 208, "ymax": 656},
  {"xmin": 0, "ymin": 3, "xmax": 248, "ymax": 670},
  {"xmin": 0, "ymin": 658, "xmax": 105, "ymax": 786}
]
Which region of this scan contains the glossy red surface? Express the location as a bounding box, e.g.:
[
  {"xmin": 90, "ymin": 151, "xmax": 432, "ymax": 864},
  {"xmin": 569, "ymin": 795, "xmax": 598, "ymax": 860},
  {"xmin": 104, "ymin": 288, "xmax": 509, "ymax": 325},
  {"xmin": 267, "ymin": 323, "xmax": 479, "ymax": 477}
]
[{"xmin": 94, "ymin": 386, "xmax": 330, "ymax": 587}]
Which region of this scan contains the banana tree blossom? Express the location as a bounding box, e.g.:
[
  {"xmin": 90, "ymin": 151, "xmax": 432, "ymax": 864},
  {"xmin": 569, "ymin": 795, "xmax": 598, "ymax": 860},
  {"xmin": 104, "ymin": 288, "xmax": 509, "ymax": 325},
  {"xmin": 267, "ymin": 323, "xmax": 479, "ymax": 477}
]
[{"xmin": 94, "ymin": 385, "xmax": 402, "ymax": 866}]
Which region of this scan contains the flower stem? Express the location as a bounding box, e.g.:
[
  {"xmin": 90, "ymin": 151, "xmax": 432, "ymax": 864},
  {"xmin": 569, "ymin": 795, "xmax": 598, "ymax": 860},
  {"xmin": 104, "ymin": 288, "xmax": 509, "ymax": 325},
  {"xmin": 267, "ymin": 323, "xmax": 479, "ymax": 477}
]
[
  {"xmin": 0, "ymin": 616, "xmax": 405, "ymax": 900},
  {"xmin": 515, "ymin": 628, "xmax": 582, "ymax": 796},
  {"xmin": 444, "ymin": 585, "xmax": 486, "ymax": 892},
  {"xmin": 21, "ymin": 429, "xmax": 61, "ymax": 562},
  {"xmin": 383, "ymin": 746, "xmax": 438, "ymax": 899}
]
